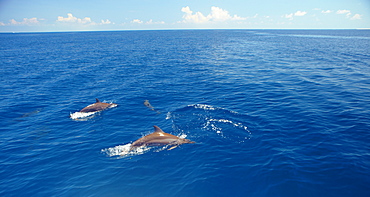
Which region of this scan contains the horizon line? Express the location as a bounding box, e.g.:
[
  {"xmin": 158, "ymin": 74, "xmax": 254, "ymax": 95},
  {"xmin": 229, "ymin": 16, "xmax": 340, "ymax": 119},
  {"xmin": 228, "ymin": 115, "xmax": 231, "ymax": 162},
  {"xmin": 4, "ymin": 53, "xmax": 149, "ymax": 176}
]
[{"xmin": 1, "ymin": 28, "xmax": 369, "ymax": 34}]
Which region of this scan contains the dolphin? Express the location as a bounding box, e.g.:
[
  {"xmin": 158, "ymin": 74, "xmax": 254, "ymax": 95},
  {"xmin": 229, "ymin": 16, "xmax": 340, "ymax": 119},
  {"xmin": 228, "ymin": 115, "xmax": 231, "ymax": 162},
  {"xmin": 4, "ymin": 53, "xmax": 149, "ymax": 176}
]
[
  {"xmin": 144, "ymin": 100, "xmax": 154, "ymax": 110},
  {"xmin": 20, "ymin": 109, "xmax": 41, "ymax": 118},
  {"xmin": 144, "ymin": 100, "xmax": 161, "ymax": 114},
  {"xmin": 14, "ymin": 109, "xmax": 42, "ymax": 122},
  {"xmin": 130, "ymin": 125, "xmax": 195, "ymax": 151},
  {"xmin": 70, "ymin": 98, "xmax": 117, "ymax": 120},
  {"xmin": 79, "ymin": 98, "xmax": 117, "ymax": 113}
]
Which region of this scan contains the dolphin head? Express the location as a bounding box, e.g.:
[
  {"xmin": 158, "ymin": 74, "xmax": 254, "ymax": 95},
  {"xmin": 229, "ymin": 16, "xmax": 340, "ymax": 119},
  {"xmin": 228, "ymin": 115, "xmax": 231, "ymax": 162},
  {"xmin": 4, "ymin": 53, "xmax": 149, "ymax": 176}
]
[{"xmin": 178, "ymin": 138, "xmax": 195, "ymax": 144}]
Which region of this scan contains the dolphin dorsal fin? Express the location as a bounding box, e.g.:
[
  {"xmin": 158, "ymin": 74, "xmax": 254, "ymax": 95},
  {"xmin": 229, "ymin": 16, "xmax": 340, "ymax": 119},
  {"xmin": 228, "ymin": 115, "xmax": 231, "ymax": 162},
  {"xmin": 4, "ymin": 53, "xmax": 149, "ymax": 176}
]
[
  {"xmin": 95, "ymin": 98, "xmax": 101, "ymax": 103},
  {"xmin": 153, "ymin": 125, "xmax": 164, "ymax": 133}
]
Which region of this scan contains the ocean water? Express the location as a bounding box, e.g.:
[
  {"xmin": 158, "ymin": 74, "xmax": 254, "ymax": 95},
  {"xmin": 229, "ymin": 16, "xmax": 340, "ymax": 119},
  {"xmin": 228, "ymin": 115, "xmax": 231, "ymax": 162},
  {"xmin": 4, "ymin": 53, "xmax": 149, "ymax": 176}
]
[{"xmin": 1, "ymin": 30, "xmax": 369, "ymax": 197}]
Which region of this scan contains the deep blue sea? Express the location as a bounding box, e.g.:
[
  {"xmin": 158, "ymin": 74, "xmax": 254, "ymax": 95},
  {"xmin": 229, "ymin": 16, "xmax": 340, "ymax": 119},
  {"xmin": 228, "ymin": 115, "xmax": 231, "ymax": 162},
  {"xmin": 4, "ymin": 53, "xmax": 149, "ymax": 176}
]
[{"xmin": 1, "ymin": 30, "xmax": 370, "ymax": 197}]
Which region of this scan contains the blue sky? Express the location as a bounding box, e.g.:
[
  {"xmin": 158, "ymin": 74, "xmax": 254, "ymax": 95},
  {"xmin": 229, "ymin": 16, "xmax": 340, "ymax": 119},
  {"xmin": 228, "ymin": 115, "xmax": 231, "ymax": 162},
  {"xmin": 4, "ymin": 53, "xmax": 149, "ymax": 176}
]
[{"xmin": 0, "ymin": 0, "xmax": 369, "ymax": 32}]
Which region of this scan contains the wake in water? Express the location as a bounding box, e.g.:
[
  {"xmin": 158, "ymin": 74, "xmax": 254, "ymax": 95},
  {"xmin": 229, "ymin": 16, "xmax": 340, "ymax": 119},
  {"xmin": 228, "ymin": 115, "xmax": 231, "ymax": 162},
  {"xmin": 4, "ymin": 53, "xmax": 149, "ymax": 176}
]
[{"xmin": 167, "ymin": 104, "xmax": 252, "ymax": 143}]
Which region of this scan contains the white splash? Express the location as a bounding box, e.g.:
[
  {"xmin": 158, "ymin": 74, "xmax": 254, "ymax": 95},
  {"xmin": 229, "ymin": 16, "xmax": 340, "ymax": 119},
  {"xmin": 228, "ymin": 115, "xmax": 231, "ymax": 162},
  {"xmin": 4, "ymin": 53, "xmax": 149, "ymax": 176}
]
[
  {"xmin": 191, "ymin": 104, "xmax": 217, "ymax": 110},
  {"xmin": 179, "ymin": 134, "xmax": 187, "ymax": 139},
  {"xmin": 102, "ymin": 143, "xmax": 152, "ymax": 157},
  {"xmin": 102, "ymin": 144, "xmax": 132, "ymax": 157},
  {"xmin": 108, "ymin": 103, "xmax": 118, "ymax": 108},
  {"xmin": 70, "ymin": 111, "xmax": 97, "ymax": 120},
  {"xmin": 165, "ymin": 112, "xmax": 172, "ymax": 120}
]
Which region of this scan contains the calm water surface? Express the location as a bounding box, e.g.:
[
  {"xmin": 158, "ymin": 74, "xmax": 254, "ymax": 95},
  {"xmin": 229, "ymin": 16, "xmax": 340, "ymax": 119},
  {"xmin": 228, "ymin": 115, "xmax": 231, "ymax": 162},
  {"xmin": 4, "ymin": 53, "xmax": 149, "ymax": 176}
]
[{"xmin": 0, "ymin": 30, "xmax": 369, "ymax": 196}]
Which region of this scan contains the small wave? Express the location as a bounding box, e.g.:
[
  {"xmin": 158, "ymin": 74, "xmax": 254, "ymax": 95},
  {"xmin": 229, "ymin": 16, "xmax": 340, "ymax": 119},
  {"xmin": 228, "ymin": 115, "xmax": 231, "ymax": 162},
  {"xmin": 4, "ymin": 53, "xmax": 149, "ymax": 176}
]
[
  {"xmin": 288, "ymin": 34, "xmax": 370, "ymax": 40},
  {"xmin": 203, "ymin": 117, "xmax": 251, "ymax": 143},
  {"xmin": 189, "ymin": 103, "xmax": 242, "ymax": 114},
  {"xmin": 205, "ymin": 118, "xmax": 249, "ymax": 132},
  {"xmin": 189, "ymin": 104, "xmax": 239, "ymax": 114},
  {"xmin": 169, "ymin": 104, "xmax": 252, "ymax": 143}
]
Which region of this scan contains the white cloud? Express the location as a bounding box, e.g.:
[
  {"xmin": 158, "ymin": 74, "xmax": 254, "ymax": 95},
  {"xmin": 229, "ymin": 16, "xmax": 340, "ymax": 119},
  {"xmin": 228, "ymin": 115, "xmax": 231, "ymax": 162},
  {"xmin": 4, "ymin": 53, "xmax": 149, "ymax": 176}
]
[
  {"xmin": 131, "ymin": 19, "xmax": 165, "ymax": 25},
  {"xmin": 101, "ymin": 19, "xmax": 113, "ymax": 25},
  {"xmin": 283, "ymin": 11, "xmax": 307, "ymax": 20},
  {"xmin": 209, "ymin": 6, "xmax": 232, "ymax": 21},
  {"xmin": 321, "ymin": 10, "xmax": 332, "ymax": 14},
  {"xmin": 209, "ymin": 6, "xmax": 245, "ymax": 22},
  {"xmin": 131, "ymin": 19, "xmax": 143, "ymax": 24},
  {"xmin": 56, "ymin": 13, "xmax": 113, "ymax": 25},
  {"xmin": 335, "ymin": 10, "xmax": 362, "ymax": 20},
  {"xmin": 351, "ymin": 14, "xmax": 362, "ymax": 20},
  {"xmin": 336, "ymin": 10, "xmax": 359, "ymax": 19},
  {"xmin": 9, "ymin": 18, "xmax": 40, "ymax": 25},
  {"xmin": 57, "ymin": 13, "xmax": 92, "ymax": 24},
  {"xmin": 294, "ymin": 11, "xmax": 307, "ymax": 16},
  {"xmin": 146, "ymin": 19, "xmax": 165, "ymax": 24},
  {"xmin": 180, "ymin": 6, "xmax": 246, "ymax": 24},
  {"xmin": 181, "ymin": 6, "xmax": 192, "ymax": 15},
  {"xmin": 181, "ymin": 6, "xmax": 209, "ymax": 23},
  {"xmin": 336, "ymin": 10, "xmax": 351, "ymax": 14},
  {"xmin": 283, "ymin": 13, "xmax": 294, "ymax": 20},
  {"xmin": 0, "ymin": 22, "xmax": 5, "ymax": 26}
]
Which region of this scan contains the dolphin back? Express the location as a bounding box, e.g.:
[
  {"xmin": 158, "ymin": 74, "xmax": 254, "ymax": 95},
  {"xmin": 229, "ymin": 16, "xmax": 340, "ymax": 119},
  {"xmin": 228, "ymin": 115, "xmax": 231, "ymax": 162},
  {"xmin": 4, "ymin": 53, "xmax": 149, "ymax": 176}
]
[
  {"xmin": 130, "ymin": 126, "xmax": 195, "ymax": 149},
  {"xmin": 79, "ymin": 99, "xmax": 113, "ymax": 112}
]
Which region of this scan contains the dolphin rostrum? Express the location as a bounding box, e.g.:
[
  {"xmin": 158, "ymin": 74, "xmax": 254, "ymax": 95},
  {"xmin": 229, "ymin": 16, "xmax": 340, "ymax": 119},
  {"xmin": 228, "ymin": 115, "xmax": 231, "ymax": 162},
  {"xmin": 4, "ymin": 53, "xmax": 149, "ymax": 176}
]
[
  {"xmin": 130, "ymin": 126, "xmax": 195, "ymax": 151},
  {"xmin": 79, "ymin": 98, "xmax": 117, "ymax": 113}
]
